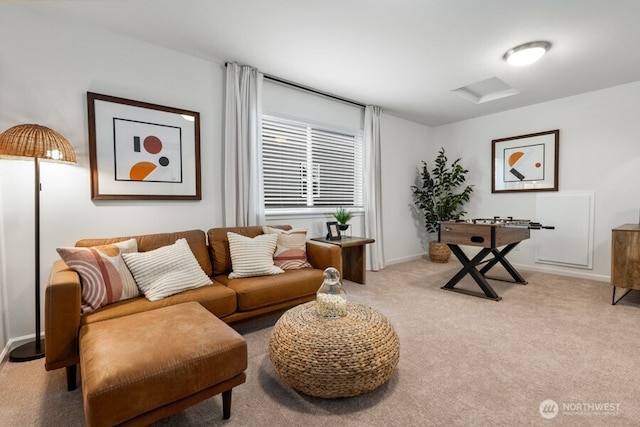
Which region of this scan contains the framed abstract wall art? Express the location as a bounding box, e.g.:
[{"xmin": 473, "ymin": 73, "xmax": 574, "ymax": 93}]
[
  {"xmin": 88, "ymin": 92, "xmax": 201, "ymax": 200},
  {"xmin": 491, "ymin": 129, "xmax": 559, "ymax": 193}
]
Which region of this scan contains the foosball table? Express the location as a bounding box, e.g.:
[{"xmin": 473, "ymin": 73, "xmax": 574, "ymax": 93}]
[{"xmin": 438, "ymin": 217, "xmax": 554, "ymax": 301}]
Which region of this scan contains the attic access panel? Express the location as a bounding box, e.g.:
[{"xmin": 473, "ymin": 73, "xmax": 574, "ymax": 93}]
[{"xmin": 452, "ymin": 77, "xmax": 519, "ymax": 104}]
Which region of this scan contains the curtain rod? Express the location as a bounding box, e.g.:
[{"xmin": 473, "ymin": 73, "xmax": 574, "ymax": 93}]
[
  {"xmin": 263, "ymin": 74, "xmax": 366, "ymax": 109},
  {"xmin": 225, "ymin": 63, "xmax": 365, "ymax": 108}
]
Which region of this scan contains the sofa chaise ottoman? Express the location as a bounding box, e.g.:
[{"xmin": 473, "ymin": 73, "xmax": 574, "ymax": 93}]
[{"xmin": 80, "ymin": 302, "xmax": 247, "ymax": 426}]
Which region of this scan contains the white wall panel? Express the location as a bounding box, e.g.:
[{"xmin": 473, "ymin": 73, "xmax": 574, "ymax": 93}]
[{"xmin": 534, "ymin": 193, "xmax": 594, "ymax": 269}]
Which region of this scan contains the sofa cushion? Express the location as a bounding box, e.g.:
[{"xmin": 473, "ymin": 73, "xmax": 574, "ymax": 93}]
[
  {"xmin": 56, "ymin": 238, "xmax": 140, "ymax": 314},
  {"xmin": 208, "ymin": 226, "xmax": 291, "ymax": 275},
  {"xmin": 215, "ymin": 268, "xmax": 324, "ymax": 311},
  {"xmin": 81, "ymin": 281, "xmax": 237, "ymax": 326},
  {"xmin": 76, "ymin": 229, "xmax": 213, "ymax": 276},
  {"xmin": 122, "ymin": 238, "xmax": 212, "ymax": 301},
  {"xmin": 262, "ymin": 226, "xmax": 312, "ymax": 270},
  {"xmin": 227, "ymin": 232, "xmax": 284, "ymax": 279}
]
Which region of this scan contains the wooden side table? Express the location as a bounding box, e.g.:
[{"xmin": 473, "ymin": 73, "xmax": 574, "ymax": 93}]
[
  {"xmin": 310, "ymin": 236, "xmax": 375, "ymax": 284},
  {"xmin": 611, "ymin": 224, "xmax": 640, "ymax": 304}
]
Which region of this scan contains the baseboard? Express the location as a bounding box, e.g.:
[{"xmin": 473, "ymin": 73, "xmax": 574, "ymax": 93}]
[
  {"xmin": 381, "ymin": 253, "xmax": 610, "ymax": 282},
  {"xmin": 0, "ymin": 342, "xmax": 9, "ymax": 363},
  {"xmin": 1, "ymin": 333, "xmax": 42, "ymax": 363},
  {"xmin": 513, "ymin": 262, "xmax": 610, "ymax": 282},
  {"xmin": 384, "ymin": 253, "xmax": 428, "ymax": 266}
]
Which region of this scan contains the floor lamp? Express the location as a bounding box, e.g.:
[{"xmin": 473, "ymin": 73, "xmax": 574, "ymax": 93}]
[{"xmin": 0, "ymin": 124, "xmax": 76, "ymax": 362}]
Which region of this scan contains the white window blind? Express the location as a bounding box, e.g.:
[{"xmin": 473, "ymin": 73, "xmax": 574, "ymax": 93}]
[{"xmin": 262, "ymin": 115, "xmax": 363, "ymax": 209}]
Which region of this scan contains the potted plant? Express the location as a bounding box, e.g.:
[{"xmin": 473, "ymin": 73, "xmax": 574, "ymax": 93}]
[
  {"xmin": 333, "ymin": 207, "xmax": 353, "ymax": 231},
  {"xmin": 411, "ymin": 147, "xmax": 473, "ymax": 262}
]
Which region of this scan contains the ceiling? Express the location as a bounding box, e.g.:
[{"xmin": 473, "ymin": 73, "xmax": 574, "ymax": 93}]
[{"xmin": 27, "ymin": 0, "xmax": 640, "ymax": 126}]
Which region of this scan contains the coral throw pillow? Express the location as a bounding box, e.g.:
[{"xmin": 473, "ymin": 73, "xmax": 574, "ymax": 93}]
[
  {"xmin": 56, "ymin": 238, "xmax": 139, "ymax": 314},
  {"xmin": 262, "ymin": 226, "xmax": 312, "ymax": 270}
]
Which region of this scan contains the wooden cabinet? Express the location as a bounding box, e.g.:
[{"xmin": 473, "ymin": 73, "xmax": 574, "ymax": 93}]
[{"xmin": 611, "ymin": 224, "xmax": 640, "ymax": 290}]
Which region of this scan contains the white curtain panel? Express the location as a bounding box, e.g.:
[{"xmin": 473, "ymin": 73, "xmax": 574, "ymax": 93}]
[
  {"xmin": 224, "ymin": 62, "xmax": 265, "ymax": 226},
  {"xmin": 364, "ymin": 105, "xmax": 385, "ymax": 271}
]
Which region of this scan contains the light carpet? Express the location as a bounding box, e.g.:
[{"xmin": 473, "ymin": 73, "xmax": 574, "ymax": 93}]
[{"xmin": 2, "ymin": 258, "xmax": 640, "ymax": 426}]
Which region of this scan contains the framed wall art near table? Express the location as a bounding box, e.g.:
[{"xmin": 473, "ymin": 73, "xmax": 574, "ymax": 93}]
[
  {"xmin": 491, "ymin": 129, "xmax": 559, "ymax": 193},
  {"xmin": 87, "ymin": 92, "xmax": 201, "ymax": 200}
]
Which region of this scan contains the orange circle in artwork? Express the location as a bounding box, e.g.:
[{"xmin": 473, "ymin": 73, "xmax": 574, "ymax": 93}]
[
  {"xmin": 535, "ymin": 162, "xmax": 541, "ymax": 168},
  {"xmin": 144, "ymin": 136, "xmax": 163, "ymax": 154}
]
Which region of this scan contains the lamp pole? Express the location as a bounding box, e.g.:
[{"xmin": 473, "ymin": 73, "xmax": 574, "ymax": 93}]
[{"xmin": 9, "ymin": 156, "xmax": 45, "ymax": 361}]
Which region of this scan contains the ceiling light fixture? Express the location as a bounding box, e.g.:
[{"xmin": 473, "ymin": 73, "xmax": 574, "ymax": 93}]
[{"xmin": 503, "ymin": 41, "xmax": 551, "ymax": 67}]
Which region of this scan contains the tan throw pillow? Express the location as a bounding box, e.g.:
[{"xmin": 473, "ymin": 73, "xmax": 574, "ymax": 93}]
[
  {"xmin": 56, "ymin": 238, "xmax": 139, "ymax": 314},
  {"xmin": 122, "ymin": 238, "xmax": 211, "ymax": 301},
  {"xmin": 262, "ymin": 226, "xmax": 312, "ymax": 270},
  {"xmin": 227, "ymin": 232, "xmax": 284, "ymax": 278}
]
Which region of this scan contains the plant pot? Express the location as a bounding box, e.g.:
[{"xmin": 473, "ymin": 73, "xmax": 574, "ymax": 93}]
[
  {"xmin": 429, "ymin": 242, "xmax": 451, "ymax": 263},
  {"xmin": 338, "ymin": 224, "xmax": 349, "ymax": 232}
]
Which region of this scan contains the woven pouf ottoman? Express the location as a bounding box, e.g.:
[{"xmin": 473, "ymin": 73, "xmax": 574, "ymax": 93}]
[
  {"xmin": 269, "ymin": 301, "xmax": 400, "ymax": 398},
  {"xmin": 79, "ymin": 302, "xmax": 247, "ymax": 427}
]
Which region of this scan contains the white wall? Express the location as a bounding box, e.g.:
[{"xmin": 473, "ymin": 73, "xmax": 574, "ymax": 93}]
[
  {"xmin": 0, "ymin": 3, "xmax": 432, "ymax": 350},
  {"xmin": 380, "ymin": 114, "xmax": 433, "ymax": 263},
  {"xmin": 0, "ymin": 4, "xmax": 224, "ymax": 348},
  {"xmin": 263, "ymin": 80, "xmax": 364, "ymax": 130},
  {"xmin": 433, "ymin": 81, "xmax": 640, "ymax": 280}
]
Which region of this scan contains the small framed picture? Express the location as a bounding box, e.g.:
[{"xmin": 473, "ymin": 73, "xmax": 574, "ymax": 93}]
[{"xmin": 326, "ymin": 221, "xmax": 341, "ymax": 240}]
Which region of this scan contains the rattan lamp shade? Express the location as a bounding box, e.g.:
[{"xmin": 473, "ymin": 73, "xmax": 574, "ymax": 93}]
[{"xmin": 0, "ymin": 124, "xmax": 76, "ymax": 163}]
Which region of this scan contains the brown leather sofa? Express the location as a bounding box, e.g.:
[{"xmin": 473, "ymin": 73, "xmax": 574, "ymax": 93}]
[{"xmin": 45, "ymin": 225, "xmax": 342, "ymax": 391}]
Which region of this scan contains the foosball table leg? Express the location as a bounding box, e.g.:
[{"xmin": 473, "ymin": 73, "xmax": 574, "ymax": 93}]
[
  {"xmin": 441, "ymin": 246, "xmax": 502, "ymax": 301},
  {"xmin": 480, "ymin": 243, "xmax": 527, "ymax": 285}
]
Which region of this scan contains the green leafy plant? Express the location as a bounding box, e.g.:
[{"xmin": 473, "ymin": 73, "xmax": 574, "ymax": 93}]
[
  {"xmin": 411, "ymin": 147, "xmax": 474, "ymax": 235},
  {"xmin": 332, "ymin": 207, "xmax": 353, "ymax": 224}
]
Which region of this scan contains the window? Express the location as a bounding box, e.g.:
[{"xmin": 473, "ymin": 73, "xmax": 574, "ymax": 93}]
[{"xmin": 262, "ymin": 115, "xmax": 363, "ymax": 210}]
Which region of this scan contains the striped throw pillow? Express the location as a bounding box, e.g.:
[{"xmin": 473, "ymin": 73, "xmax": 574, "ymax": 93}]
[
  {"xmin": 122, "ymin": 238, "xmax": 211, "ymax": 301},
  {"xmin": 227, "ymin": 232, "xmax": 284, "ymax": 279},
  {"xmin": 57, "ymin": 238, "xmax": 140, "ymax": 314}
]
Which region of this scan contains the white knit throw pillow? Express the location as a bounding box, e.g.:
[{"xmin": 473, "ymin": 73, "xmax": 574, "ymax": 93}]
[
  {"xmin": 227, "ymin": 232, "xmax": 284, "ymax": 279},
  {"xmin": 122, "ymin": 238, "xmax": 211, "ymax": 301}
]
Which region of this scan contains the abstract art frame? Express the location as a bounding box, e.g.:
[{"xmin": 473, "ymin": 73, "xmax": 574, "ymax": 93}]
[
  {"xmin": 88, "ymin": 92, "xmax": 201, "ymax": 200},
  {"xmin": 491, "ymin": 129, "xmax": 559, "ymax": 193}
]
